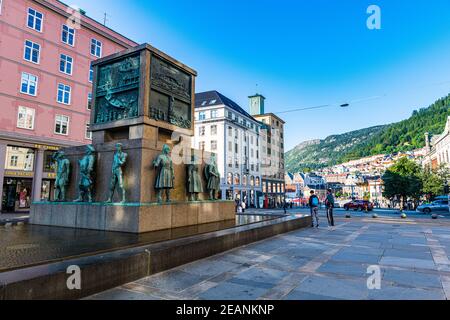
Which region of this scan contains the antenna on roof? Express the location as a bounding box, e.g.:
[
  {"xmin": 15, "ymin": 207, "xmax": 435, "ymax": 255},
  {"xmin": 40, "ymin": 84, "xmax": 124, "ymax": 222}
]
[{"xmin": 103, "ymin": 12, "xmax": 110, "ymax": 26}]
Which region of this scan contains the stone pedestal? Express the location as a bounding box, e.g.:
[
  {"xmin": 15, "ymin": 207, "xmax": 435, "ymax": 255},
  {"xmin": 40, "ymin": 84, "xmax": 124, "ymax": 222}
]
[{"xmin": 30, "ymin": 201, "xmax": 235, "ymax": 233}]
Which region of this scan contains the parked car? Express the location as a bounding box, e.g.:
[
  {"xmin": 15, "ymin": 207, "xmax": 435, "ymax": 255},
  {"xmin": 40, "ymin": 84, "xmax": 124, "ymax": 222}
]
[
  {"xmin": 343, "ymin": 200, "xmax": 374, "ymax": 211},
  {"xmin": 417, "ymin": 200, "xmax": 449, "ymax": 214}
]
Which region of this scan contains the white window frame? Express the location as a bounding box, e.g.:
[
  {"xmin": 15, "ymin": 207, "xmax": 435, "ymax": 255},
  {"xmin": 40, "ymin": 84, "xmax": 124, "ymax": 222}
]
[
  {"xmin": 199, "ymin": 111, "xmax": 206, "ymax": 121},
  {"xmin": 54, "ymin": 115, "xmax": 69, "ymax": 135},
  {"xmin": 20, "ymin": 72, "xmax": 38, "ymax": 96},
  {"xmin": 17, "ymin": 106, "xmax": 36, "ymax": 130},
  {"xmin": 59, "ymin": 54, "xmax": 73, "ymax": 75},
  {"xmin": 10, "ymin": 155, "xmax": 19, "ymax": 167},
  {"xmin": 90, "ymin": 38, "xmax": 102, "ymax": 58},
  {"xmin": 57, "ymin": 83, "xmax": 71, "ymax": 105},
  {"xmin": 61, "ymin": 24, "xmax": 75, "ymax": 46},
  {"xmin": 89, "ymin": 65, "xmax": 94, "ymax": 83},
  {"xmin": 23, "ymin": 40, "xmax": 41, "ymax": 64},
  {"xmin": 27, "ymin": 7, "xmax": 44, "ymax": 32},
  {"xmin": 87, "ymin": 93, "xmax": 92, "ymax": 110},
  {"xmin": 85, "ymin": 122, "xmax": 92, "ymax": 140}
]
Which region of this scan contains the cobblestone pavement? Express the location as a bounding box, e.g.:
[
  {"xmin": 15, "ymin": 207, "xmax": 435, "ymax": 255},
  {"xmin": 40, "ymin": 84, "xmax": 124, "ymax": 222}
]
[{"xmin": 88, "ymin": 216, "xmax": 450, "ymax": 300}]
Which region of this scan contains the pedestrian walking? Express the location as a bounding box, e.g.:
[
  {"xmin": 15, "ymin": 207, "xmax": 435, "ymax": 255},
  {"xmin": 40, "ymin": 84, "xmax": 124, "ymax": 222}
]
[
  {"xmin": 309, "ymin": 190, "xmax": 320, "ymax": 228},
  {"xmin": 325, "ymin": 189, "xmax": 335, "ymax": 229}
]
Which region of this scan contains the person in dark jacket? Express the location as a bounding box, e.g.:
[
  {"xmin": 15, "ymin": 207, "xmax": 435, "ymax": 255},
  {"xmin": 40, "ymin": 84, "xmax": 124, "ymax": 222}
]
[
  {"xmin": 309, "ymin": 190, "xmax": 320, "ymax": 228},
  {"xmin": 325, "ymin": 189, "xmax": 335, "ymax": 228}
]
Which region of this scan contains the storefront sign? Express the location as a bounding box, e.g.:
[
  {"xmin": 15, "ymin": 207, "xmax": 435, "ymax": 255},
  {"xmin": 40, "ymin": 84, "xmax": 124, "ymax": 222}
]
[
  {"xmin": 34, "ymin": 144, "xmax": 60, "ymax": 151},
  {"xmin": 4, "ymin": 170, "xmax": 34, "ymax": 178},
  {"xmin": 43, "ymin": 172, "xmax": 57, "ymax": 179}
]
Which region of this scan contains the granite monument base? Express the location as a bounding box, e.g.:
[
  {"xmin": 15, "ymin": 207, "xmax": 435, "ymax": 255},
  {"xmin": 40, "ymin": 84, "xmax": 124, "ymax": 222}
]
[{"xmin": 30, "ymin": 201, "xmax": 235, "ymax": 233}]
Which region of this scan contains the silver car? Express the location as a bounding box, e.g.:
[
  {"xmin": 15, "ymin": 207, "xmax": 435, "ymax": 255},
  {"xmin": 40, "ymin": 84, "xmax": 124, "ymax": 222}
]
[{"xmin": 417, "ymin": 200, "xmax": 449, "ymax": 214}]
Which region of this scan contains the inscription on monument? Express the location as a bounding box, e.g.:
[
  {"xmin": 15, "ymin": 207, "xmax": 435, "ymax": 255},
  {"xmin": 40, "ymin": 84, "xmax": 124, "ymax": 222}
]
[
  {"xmin": 95, "ymin": 55, "xmax": 140, "ymax": 124},
  {"xmin": 150, "ymin": 56, "xmax": 192, "ymax": 129}
]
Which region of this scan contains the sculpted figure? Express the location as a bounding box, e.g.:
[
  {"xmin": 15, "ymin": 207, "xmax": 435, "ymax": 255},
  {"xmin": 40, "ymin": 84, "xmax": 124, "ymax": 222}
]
[
  {"xmin": 187, "ymin": 155, "xmax": 204, "ymax": 201},
  {"xmin": 53, "ymin": 151, "xmax": 70, "ymax": 202},
  {"xmin": 74, "ymin": 145, "xmax": 96, "ymax": 203},
  {"xmin": 153, "ymin": 144, "xmax": 174, "ymax": 203},
  {"xmin": 107, "ymin": 143, "xmax": 127, "ymax": 203},
  {"xmin": 205, "ymin": 154, "xmax": 221, "ymax": 200}
]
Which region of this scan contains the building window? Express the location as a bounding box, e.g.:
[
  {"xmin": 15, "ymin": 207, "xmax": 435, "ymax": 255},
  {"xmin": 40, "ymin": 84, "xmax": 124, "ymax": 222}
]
[
  {"xmin": 211, "ymin": 125, "xmax": 217, "ymax": 135},
  {"xmin": 199, "ymin": 141, "xmax": 205, "ymax": 150},
  {"xmin": 227, "ymin": 173, "xmax": 233, "ymax": 185},
  {"xmin": 57, "ymin": 84, "xmax": 71, "ymax": 104},
  {"xmin": 235, "ymin": 129, "xmax": 238, "ymax": 139},
  {"xmin": 228, "ymin": 141, "xmax": 232, "ymax": 152},
  {"xmin": 17, "ymin": 106, "xmax": 35, "ymax": 130},
  {"xmin": 59, "ymin": 54, "xmax": 73, "ymax": 75},
  {"xmin": 55, "ymin": 115, "xmax": 69, "ymax": 135},
  {"xmin": 87, "ymin": 93, "xmax": 92, "ymax": 110},
  {"xmin": 235, "ymin": 143, "xmax": 238, "ymax": 153},
  {"xmin": 211, "ymin": 109, "xmax": 218, "ymax": 118},
  {"xmin": 199, "ymin": 112, "xmax": 206, "ymax": 120},
  {"xmin": 5, "ymin": 146, "xmax": 35, "ymax": 171},
  {"xmin": 242, "ymin": 175, "xmax": 248, "ymax": 186},
  {"xmin": 61, "ymin": 24, "xmax": 75, "ymax": 46},
  {"xmin": 256, "ymin": 177, "xmax": 261, "ymax": 187},
  {"xmin": 85, "ymin": 122, "xmax": 92, "ymax": 140},
  {"xmin": 211, "ymin": 140, "xmax": 217, "ymax": 150},
  {"xmin": 90, "ymin": 39, "xmax": 102, "ymax": 57},
  {"xmin": 250, "ymin": 176, "xmax": 255, "ymax": 186},
  {"xmin": 228, "ymin": 126, "xmax": 232, "ymax": 136},
  {"xmin": 89, "ymin": 65, "xmax": 94, "ymax": 82},
  {"xmin": 24, "ymin": 40, "xmax": 40, "ymax": 64},
  {"xmin": 27, "ymin": 8, "xmax": 43, "ymax": 32},
  {"xmin": 234, "ymin": 174, "xmax": 240, "ymax": 185},
  {"xmin": 20, "ymin": 72, "xmax": 38, "ymax": 96},
  {"xmin": 10, "ymin": 155, "xmax": 18, "ymax": 167},
  {"xmin": 199, "ymin": 126, "xmax": 205, "ymax": 136}
]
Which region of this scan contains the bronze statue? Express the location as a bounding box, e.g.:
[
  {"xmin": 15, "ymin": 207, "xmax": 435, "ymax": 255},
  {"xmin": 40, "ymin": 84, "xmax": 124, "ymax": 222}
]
[
  {"xmin": 53, "ymin": 151, "xmax": 70, "ymax": 202},
  {"xmin": 107, "ymin": 143, "xmax": 127, "ymax": 203},
  {"xmin": 205, "ymin": 153, "xmax": 220, "ymax": 200},
  {"xmin": 153, "ymin": 144, "xmax": 174, "ymax": 203},
  {"xmin": 187, "ymin": 155, "xmax": 203, "ymax": 201},
  {"xmin": 74, "ymin": 145, "xmax": 96, "ymax": 203}
]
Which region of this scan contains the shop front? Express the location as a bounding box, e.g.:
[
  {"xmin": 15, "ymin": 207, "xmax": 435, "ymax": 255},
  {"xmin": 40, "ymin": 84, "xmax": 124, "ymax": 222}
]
[{"xmin": 1, "ymin": 143, "xmax": 58, "ymax": 213}]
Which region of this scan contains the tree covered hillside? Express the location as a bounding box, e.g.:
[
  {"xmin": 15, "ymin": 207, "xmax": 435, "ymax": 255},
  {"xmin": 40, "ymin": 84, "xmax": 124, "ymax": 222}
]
[{"xmin": 285, "ymin": 94, "xmax": 450, "ymax": 173}]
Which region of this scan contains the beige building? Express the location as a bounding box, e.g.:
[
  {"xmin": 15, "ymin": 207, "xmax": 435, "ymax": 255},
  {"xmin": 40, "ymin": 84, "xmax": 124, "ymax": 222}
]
[{"xmin": 249, "ymin": 94, "xmax": 286, "ymax": 208}]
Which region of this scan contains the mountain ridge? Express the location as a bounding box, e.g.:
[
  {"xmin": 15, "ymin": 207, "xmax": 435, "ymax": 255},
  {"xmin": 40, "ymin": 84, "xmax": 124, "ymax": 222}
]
[{"xmin": 285, "ymin": 94, "xmax": 450, "ymax": 173}]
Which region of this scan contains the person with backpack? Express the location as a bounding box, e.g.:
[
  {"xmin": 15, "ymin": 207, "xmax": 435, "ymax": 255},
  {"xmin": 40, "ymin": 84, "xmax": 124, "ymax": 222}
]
[
  {"xmin": 309, "ymin": 190, "xmax": 320, "ymax": 228},
  {"xmin": 325, "ymin": 189, "xmax": 335, "ymax": 229}
]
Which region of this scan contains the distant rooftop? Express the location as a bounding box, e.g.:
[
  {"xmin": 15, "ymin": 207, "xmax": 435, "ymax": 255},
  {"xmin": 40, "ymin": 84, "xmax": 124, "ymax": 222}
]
[{"xmin": 195, "ymin": 91, "xmax": 257, "ymax": 122}]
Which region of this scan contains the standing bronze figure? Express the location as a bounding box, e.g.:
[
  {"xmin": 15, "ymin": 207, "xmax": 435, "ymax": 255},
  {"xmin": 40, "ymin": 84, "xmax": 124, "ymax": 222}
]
[
  {"xmin": 74, "ymin": 145, "xmax": 96, "ymax": 203},
  {"xmin": 187, "ymin": 155, "xmax": 203, "ymax": 201},
  {"xmin": 107, "ymin": 143, "xmax": 127, "ymax": 203},
  {"xmin": 53, "ymin": 151, "xmax": 70, "ymax": 202},
  {"xmin": 205, "ymin": 153, "xmax": 220, "ymax": 200},
  {"xmin": 153, "ymin": 144, "xmax": 174, "ymax": 203}
]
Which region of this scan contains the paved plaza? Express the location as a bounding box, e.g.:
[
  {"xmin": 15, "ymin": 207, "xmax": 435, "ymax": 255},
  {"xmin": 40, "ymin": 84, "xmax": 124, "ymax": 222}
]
[{"xmin": 87, "ymin": 214, "xmax": 450, "ymax": 300}]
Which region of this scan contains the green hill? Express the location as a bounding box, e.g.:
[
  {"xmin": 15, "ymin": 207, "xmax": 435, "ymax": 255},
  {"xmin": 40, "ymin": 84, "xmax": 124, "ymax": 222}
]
[{"xmin": 285, "ymin": 94, "xmax": 450, "ymax": 173}]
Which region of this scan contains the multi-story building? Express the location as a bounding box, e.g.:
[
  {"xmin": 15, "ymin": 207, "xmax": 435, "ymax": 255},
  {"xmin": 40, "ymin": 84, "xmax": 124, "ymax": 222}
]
[
  {"xmin": 0, "ymin": 0, "xmax": 137, "ymax": 212},
  {"xmin": 423, "ymin": 116, "xmax": 450, "ymax": 170},
  {"xmin": 249, "ymin": 94, "xmax": 286, "ymax": 208},
  {"xmin": 193, "ymin": 91, "xmax": 262, "ymax": 207}
]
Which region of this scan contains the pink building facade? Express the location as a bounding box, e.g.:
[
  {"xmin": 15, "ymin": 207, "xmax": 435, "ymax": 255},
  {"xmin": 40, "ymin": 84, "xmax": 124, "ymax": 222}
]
[{"xmin": 0, "ymin": 0, "xmax": 137, "ymax": 212}]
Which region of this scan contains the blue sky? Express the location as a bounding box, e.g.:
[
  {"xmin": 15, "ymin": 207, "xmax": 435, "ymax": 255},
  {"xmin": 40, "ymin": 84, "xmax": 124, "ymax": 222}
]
[{"xmin": 73, "ymin": 0, "xmax": 450, "ymax": 150}]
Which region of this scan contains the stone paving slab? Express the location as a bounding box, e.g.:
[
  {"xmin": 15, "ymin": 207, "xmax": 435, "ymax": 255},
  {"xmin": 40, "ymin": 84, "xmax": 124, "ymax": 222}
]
[{"xmin": 88, "ymin": 217, "xmax": 450, "ymax": 300}]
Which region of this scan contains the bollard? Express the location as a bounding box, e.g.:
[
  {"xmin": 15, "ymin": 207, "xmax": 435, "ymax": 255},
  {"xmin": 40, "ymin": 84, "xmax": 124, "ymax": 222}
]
[
  {"xmin": 372, "ymin": 213, "xmax": 378, "ymax": 219},
  {"xmin": 432, "ymin": 214, "xmax": 438, "ymax": 220}
]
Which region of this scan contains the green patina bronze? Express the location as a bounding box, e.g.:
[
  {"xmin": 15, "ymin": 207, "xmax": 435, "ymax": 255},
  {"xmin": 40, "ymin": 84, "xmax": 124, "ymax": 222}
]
[
  {"xmin": 107, "ymin": 143, "xmax": 128, "ymax": 203},
  {"xmin": 205, "ymin": 154, "xmax": 221, "ymax": 200},
  {"xmin": 53, "ymin": 151, "xmax": 70, "ymax": 202},
  {"xmin": 74, "ymin": 145, "xmax": 96, "ymax": 203},
  {"xmin": 95, "ymin": 55, "xmax": 140, "ymax": 124},
  {"xmin": 187, "ymin": 155, "xmax": 204, "ymax": 201},
  {"xmin": 153, "ymin": 144, "xmax": 174, "ymax": 203}
]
